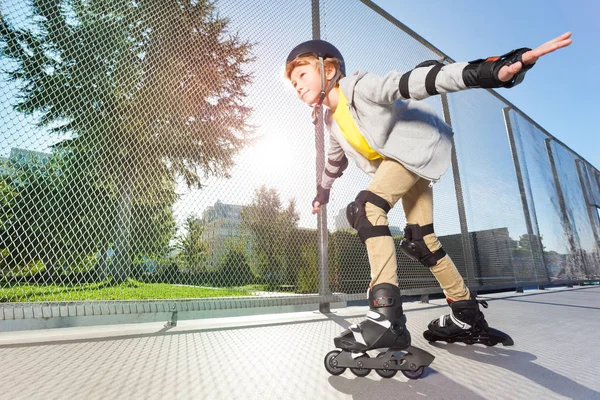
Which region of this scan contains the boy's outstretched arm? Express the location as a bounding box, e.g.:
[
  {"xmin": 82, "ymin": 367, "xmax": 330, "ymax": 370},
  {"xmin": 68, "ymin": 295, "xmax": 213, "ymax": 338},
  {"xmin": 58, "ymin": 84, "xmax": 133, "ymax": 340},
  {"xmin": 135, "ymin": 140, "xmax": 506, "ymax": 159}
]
[
  {"xmin": 497, "ymin": 32, "xmax": 571, "ymax": 84},
  {"xmin": 312, "ymin": 132, "xmax": 348, "ymax": 215},
  {"xmin": 357, "ymin": 32, "xmax": 572, "ymax": 103}
]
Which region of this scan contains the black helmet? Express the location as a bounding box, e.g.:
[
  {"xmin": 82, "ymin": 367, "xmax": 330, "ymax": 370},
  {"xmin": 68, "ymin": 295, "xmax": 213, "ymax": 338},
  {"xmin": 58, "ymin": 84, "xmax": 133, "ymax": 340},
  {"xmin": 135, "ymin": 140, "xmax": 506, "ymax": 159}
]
[{"xmin": 286, "ymin": 40, "xmax": 345, "ymax": 76}]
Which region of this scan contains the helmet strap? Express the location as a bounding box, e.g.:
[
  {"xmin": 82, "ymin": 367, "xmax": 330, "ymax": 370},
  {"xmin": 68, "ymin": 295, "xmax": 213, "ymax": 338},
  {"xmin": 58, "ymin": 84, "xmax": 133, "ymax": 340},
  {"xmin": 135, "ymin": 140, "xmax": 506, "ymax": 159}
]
[
  {"xmin": 316, "ymin": 56, "xmax": 342, "ymax": 108},
  {"xmin": 318, "ymin": 57, "xmax": 326, "ymax": 106}
]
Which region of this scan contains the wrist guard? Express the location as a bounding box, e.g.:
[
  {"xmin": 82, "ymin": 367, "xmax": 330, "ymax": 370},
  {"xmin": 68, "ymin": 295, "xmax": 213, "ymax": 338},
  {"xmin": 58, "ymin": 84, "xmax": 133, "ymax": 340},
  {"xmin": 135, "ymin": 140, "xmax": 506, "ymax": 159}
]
[
  {"xmin": 313, "ymin": 185, "xmax": 330, "ymax": 207},
  {"xmin": 463, "ymin": 47, "xmax": 535, "ymax": 89}
]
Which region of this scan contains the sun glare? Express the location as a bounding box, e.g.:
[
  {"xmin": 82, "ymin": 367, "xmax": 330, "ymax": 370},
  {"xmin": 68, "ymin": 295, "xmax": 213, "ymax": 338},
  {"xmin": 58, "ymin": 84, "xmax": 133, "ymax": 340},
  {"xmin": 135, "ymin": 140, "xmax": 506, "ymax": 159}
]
[{"xmin": 240, "ymin": 131, "xmax": 296, "ymax": 178}]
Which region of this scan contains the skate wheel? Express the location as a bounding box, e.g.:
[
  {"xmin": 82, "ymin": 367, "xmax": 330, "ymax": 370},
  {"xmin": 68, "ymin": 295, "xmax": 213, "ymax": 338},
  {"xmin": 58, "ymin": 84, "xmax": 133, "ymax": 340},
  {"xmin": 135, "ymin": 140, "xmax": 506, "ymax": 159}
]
[
  {"xmin": 374, "ymin": 353, "xmax": 397, "ymax": 379},
  {"xmin": 350, "ymin": 354, "xmax": 371, "ymax": 377},
  {"xmin": 324, "ymin": 350, "xmax": 346, "ymax": 376},
  {"xmin": 402, "ymin": 366, "xmax": 425, "ymax": 380}
]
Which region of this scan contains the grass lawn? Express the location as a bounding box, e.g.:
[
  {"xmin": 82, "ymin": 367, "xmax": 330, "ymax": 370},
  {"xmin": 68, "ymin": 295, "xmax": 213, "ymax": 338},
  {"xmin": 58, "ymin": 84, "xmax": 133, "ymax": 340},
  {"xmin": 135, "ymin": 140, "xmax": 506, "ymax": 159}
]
[{"xmin": 0, "ymin": 279, "xmax": 263, "ymax": 302}]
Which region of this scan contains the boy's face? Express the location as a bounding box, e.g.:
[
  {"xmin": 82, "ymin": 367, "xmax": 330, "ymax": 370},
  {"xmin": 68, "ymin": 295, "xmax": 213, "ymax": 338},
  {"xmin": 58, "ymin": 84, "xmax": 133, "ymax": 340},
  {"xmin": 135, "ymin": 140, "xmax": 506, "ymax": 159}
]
[{"xmin": 289, "ymin": 63, "xmax": 322, "ymax": 106}]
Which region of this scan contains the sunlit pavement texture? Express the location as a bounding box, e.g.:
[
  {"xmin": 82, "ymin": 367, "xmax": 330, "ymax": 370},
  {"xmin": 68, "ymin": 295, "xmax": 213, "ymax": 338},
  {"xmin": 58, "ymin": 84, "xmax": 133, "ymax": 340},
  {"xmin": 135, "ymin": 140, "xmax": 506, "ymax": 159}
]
[{"xmin": 1, "ymin": 286, "xmax": 599, "ymax": 400}]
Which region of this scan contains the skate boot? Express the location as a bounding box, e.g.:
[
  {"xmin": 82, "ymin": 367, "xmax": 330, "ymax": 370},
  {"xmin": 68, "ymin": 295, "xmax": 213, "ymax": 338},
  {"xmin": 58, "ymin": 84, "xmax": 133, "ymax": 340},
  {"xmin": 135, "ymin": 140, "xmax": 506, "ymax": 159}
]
[
  {"xmin": 423, "ymin": 296, "xmax": 514, "ymax": 346},
  {"xmin": 324, "ymin": 283, "xmax": 434, "ymax": 379}
]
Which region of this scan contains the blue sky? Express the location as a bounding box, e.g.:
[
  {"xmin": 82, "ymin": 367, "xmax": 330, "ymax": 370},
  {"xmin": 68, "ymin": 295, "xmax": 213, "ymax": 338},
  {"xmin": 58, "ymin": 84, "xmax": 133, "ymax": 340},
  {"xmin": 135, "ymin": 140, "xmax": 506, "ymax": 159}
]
[{"xmin": 373, "ymin": 0, "xmax": 600, "ymax": 170}]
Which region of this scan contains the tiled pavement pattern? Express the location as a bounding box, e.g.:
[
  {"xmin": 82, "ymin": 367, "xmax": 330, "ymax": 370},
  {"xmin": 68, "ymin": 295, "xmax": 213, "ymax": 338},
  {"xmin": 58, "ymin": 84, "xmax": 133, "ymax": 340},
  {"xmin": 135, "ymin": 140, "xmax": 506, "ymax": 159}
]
[{"xmin": 1, "ymin": 286, "xmax": 598, "ymax": 400}]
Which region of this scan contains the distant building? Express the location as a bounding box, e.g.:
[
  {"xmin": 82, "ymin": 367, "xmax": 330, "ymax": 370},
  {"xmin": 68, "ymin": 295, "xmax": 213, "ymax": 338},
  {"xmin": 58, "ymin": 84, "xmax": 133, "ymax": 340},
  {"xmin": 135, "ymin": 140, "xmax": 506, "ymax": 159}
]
[
  {"xmin": 0, "ymin": 156, "xmax": 8, "ymax": 175},
  {"xmin": 202, "ymin": 200, "xmax": 244, "ymax": 238},
  {"xmin": 10, "ymin": 148, "xmax": 51, "ymax": 164},
  {"xmin": 201, "ymin": 200, "xmax": 248, "ymax": 266},
  {"xmin": 1, "ymin": 148, "xmax": 52, "ymax": 177}
]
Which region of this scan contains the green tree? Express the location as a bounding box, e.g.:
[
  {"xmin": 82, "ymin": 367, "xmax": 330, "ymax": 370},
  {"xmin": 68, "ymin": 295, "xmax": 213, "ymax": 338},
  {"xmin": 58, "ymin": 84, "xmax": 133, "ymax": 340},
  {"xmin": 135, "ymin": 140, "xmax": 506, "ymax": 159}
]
[
  {"xmin": 330, "ymin": 230, "xmax": 370, "ymax": 294},
  {"xmin": 217, "ymin": 238, "xmax": 253, "ymax": 287},
  {"xmin": 0, "ymin": 153, "xmax": 111, "ymax": 278},
  {"xmin": 0, "ymin": 150, "xmax": 177, "ymax": 283},
  {"xmin": 0, "ymin": 0, "xmax": 253, "ymax": 282},
  {"xmin": 0, "ymin": 169, "xmax": 19, "ymax": 275},
  {"xmin": 240, "ymin": 186, "xmax": 299, "ymax": 289},
  {"xmin": 175, "ymin": 215, "xmax": 208, "ymax": 273},
  {"xmin": 128, "ymin": 178, "xmax": 178, "ymax": 279},
  {"xmin": 297, "ymin": 242, "xmax": 318, "ymax": 293},
  {"xmin": 0, "ymin": 172, "xmax": 17, "ymax": 234},
  {"xmin": 518, "ymin": 233, "xmax": 545, "ymax": 251}
]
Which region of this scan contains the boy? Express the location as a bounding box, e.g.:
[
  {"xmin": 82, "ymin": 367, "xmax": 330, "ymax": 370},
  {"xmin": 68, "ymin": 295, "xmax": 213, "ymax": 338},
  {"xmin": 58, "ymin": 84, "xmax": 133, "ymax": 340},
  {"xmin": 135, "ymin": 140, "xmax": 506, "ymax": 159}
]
[{"xmin": 284, "ymin": 33, "xmax": 571, "ymax": 377}]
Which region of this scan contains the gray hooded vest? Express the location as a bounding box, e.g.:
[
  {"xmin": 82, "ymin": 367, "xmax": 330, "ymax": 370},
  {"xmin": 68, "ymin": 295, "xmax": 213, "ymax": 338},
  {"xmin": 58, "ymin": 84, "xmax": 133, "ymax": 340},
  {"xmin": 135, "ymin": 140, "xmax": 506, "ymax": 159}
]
[{"xmin": 320, "ymin": 61, "xmax": 471, "ymax": 189}]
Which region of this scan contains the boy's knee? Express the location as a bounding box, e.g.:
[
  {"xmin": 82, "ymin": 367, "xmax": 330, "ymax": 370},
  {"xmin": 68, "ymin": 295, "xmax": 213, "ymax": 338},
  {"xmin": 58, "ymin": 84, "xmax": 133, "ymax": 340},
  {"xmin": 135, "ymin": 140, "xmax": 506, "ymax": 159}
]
[
  {"xmin": 365, "ymin": 202, "xmax": 388, "ymax": 225},
  {"xmin": 346, "ymin": 190, "xmax": 392, "ymax": 243},
  {"xmin": 399, "ymin": 223, "xmax": 446, "ymax": 267},
  {"xmin": 423, "ymin": 232, "xmax": 442, "ymax": 252}
]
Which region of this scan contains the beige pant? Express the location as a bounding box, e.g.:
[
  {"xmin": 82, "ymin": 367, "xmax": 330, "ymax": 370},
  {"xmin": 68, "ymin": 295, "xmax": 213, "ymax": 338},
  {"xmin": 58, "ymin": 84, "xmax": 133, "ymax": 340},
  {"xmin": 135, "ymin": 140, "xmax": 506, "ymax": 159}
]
[{"xmin": 365, "ymin": 159, "xmax": 470, "ymax": 301}]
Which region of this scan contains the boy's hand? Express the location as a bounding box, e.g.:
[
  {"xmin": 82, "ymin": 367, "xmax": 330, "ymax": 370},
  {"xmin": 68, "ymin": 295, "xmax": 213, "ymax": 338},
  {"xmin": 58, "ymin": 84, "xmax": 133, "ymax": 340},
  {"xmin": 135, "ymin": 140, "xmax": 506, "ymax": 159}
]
[
  {"xmin": 498, "ymin": 32, "xmax": 572, "ymax": 83},
  {"xmin": 312, "ymin": 185, "xmax": 330, "ymax": 215},
  {"xmin": 312, "ymin": 201, "xmax": 321, "ymax": 215}
]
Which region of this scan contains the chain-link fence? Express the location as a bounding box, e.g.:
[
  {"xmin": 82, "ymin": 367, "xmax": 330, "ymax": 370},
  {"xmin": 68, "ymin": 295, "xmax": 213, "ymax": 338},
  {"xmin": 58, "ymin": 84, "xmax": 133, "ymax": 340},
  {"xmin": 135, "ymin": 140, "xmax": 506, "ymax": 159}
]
[{"xmin": 1, "ymin": 0, "xmax": 598, "ymax": 325}]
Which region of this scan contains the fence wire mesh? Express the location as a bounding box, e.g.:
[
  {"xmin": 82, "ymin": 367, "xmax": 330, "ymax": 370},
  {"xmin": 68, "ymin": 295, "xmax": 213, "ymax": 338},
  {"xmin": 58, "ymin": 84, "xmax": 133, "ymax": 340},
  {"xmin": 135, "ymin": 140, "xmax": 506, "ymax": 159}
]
[{"xmin": 0, "ymin": 0, "xmax": 598, "ymax": 315}]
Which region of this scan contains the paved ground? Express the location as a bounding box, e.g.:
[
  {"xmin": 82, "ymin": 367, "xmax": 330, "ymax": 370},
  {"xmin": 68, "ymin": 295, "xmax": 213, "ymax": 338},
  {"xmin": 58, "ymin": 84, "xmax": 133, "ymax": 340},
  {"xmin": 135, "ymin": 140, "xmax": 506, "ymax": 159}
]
[{"xmin": 0, "ymin": 286, "xmax": 599, "ymax": 400}]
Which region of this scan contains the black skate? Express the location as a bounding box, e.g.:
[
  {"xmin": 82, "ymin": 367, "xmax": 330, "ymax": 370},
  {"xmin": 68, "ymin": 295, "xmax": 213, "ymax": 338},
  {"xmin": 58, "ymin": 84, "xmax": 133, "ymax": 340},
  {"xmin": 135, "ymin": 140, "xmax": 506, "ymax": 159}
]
[
  {"xmin": 324, "ymin": 283, "xmax": 434, "ymax": 379},
  {"xmin": 423, "ymin": 297, "xmax": 514, "ymax": 347}
]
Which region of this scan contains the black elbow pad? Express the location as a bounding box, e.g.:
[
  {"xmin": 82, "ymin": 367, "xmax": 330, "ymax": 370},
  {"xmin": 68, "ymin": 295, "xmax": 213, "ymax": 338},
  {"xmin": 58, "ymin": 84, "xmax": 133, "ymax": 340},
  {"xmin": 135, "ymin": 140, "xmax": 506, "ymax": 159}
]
[
  {"xmin": 400, "ymin": 60, "xmax": 445, "ymax": 98},
  {"xmin": 325, "ymin": 155, "xmax": 348, "ymax": 178}
]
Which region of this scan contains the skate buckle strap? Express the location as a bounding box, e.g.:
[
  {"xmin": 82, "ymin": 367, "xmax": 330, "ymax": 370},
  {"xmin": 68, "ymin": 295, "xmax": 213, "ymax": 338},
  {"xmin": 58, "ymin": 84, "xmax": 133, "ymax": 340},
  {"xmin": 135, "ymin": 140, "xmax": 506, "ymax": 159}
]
[
  {"xmin": 373, "ymin": 296, "xmax": 394, "ymax": 307},
  {"xmin": 477, "ymin": 300, "xmax": 489, "ymax": 308},
  {"xmin": 349, "ymin": 324, "xmax": 367, "ymax": 346},
  {"xmin": 450, "ymin": 311, "xmax": 472, "ymax": 330},
  {"xmin": 438, "ymin": 314, "xmax": 447, "ymax": 328},
  {"xmin": 366, "ymin": 311, "xmax": 391, "ymax": 328}
]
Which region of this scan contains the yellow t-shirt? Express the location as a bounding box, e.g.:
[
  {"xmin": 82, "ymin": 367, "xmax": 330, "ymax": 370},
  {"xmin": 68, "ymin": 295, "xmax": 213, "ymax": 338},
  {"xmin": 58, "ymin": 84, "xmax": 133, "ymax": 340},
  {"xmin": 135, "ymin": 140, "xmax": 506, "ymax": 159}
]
[{"xmin": 333, "ymin": 91, "xmax": 382, "ymax": 160}]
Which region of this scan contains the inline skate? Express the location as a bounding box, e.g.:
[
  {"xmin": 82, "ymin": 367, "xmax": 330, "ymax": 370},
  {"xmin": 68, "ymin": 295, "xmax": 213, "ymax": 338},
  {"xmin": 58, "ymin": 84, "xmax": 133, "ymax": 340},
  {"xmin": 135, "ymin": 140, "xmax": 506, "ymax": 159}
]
[
  {"xmin": 324, "ymin": 283, "xmax": 435, "ymax": 379},
  {"xmin": 423, "ymin": 296, "xmax": 514, "ymax": 346}
]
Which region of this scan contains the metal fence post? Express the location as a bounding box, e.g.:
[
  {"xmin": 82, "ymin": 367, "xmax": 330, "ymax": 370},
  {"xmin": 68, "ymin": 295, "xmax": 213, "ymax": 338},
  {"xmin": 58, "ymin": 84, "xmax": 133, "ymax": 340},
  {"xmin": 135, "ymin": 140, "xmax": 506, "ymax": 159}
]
[
  {"xmin": 575, "ymin": 160, "xmax": 600, "ymax": 255},
  {"xmin": 502, "ymin": 107, "xmax": 548, "ymax": 284},
  {"xmin": 312, "ymin": 0, "xmax": 331, "ymax": 313},
  {"xmin": 545, "ymin": 138, "xmax": 580, "ymax": 280},
  {"xmin": 440, "ymin": 93, "xmax": 479, "ymax": 288}
]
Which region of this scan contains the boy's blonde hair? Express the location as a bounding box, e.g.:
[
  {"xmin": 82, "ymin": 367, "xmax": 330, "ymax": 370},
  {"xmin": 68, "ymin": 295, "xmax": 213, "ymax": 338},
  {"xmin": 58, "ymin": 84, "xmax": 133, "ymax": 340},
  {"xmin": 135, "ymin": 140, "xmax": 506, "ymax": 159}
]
[{"xmin": 285, "ymin": 54, "xmax": 344, "ymax": 83}]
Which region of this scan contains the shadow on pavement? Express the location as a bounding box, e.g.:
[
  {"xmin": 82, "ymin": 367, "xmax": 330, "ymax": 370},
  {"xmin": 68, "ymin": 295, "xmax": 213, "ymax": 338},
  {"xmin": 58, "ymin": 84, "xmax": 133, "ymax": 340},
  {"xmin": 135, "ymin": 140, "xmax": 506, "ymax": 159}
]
[
  {"xmin": 502, "ymin": 297, "xmax": 600, "ymax": 311},
  {"xmin": 327, "ymin": 367, "xmax": 486, "ymax": 400},
  {"xmin": 429, "ymin": 342, "xmax": 600, "ymax": 399}
]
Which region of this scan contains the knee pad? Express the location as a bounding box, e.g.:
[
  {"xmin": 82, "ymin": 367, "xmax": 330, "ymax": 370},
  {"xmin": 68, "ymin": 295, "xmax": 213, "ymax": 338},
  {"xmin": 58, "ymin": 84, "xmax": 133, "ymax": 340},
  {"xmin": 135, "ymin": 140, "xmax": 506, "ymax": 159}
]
[
  {"xmin": 399, "ymin": 224, "xmax": 447, "ymax": 267},
  {"xmin": 346, "ymin": 190, "xmax": 392, "ymax": 243}
]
